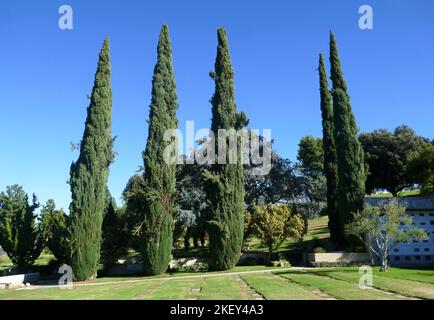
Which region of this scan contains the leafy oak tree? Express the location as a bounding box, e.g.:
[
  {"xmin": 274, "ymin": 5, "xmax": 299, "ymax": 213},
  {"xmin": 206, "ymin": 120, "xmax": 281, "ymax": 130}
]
[
  {"xmin": 359, "ymin": 126, "xmax": 428, "ymax": 196},
  {"xmin": 407, "ymin": 143, "xmax": 434, "ymax": 194}
]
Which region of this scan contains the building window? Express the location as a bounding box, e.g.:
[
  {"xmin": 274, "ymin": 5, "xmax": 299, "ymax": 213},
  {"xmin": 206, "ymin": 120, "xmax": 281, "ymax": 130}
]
[
  {"xmin": 430, "ymin": 220, "xmax": 434, "ymax": 225},
  {"xmin": 414, "ymin": 248, "xmax": 420, "ymax": 252},
  {"xmin": 421, "ymin": 222, "xmax": 426, "ymax": 226},
  {"xmin": 415, "ymin": 256, "xmax": 421, "ymax": 261},
  {"xmin": 426, "ymin": 256, "xmax": 432, "ymax": 261},
  {"xmin": 424, "ymin": 248, "xmax": 430, "ymax": 252},
  {"xmin": 393, "ymin": 248, "xmax": 399, "ymax": 252},
  {"xmin": 405, "ymin": 256, "xmax": 411, "ymax": 261},
  {"xmin": 395, "ymin": 256, "xmax": 401, "ymax": 261},
  {"xmin": 419, "ymin": 213, "xmax": 425, "ymax": 217}
]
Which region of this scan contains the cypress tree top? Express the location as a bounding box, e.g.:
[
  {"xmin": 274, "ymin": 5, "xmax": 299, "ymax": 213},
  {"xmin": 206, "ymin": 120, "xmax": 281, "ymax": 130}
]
[
  {"xmin": 329, "ymin": 32, "xmax": 348, "ymax": 93},
  {"xmin": 144, "ymin": 24, "xmax": 178, "ymax": 186},
  {"xmin": 210, "ymin": 28, "xmax": 238, "ymax": 132}
]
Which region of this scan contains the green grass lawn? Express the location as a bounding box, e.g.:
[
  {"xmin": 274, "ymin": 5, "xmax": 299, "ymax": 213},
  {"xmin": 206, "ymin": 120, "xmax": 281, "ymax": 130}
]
[
  {"xmin": 1, "ymin": 267, "xmax": 433, "ymax": 300},
  {"xmin": 275, "ymin": 271, "xmax": 405, "ymax": 300},
  {"xmin": 313, "ymin": 268, "xmax": 434, "ymax": 299},
  {"xmin": 241, "ymin": 273, "xmax": 324, "ymax": 300},
  {"xmin": 366, "ymin": 189, "xmax": 422, "ymax": 198},
  {"xmin": 0, "ymin": 251, "xmax": 54, "ymax": 272}
]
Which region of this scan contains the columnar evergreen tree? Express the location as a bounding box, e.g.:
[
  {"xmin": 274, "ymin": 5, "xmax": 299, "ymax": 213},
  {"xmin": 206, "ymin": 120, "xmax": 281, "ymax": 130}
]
[
  {"xmin": 318, "ymin": 53, "xmax": 341, "ymax": 243},
  {"xmin": 329, "ymin": 32, "xmax": 365, "ymax": 239},
  {"xmin": 69, "ymin": 37, "xmax": 114, "ymax": 281},
  {"xmin": 203, "ymin": 28, "xmax": 248, "ymax": 271},
  {"xmin": 140, "ymin": 25, "xmax": 179, "ymax": 275}
]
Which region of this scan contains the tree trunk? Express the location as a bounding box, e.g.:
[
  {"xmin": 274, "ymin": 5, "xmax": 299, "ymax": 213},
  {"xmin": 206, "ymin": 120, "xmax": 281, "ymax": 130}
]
[
  {"xmin": 268, "ymin": 245, "xmax": 273, "ymax": 265},
  {"xmin": 380, "ymin": 251, "xmax": 388, "ymax": 272}
]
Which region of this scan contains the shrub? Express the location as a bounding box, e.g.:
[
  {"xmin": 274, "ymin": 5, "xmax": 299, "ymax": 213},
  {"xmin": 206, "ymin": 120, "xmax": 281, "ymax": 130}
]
[
  {"xmin": 252, "ymin": 204, "xmax": 305, "ymax": 262},
  {"xmin": 313, "ymin": 247, "xmax": 326, "ymax": 253},
  {"xmin": 101, "ymin": 203, "xmax": 130, "ymax": 268},
  {"xmin": 39, "ymin": 200, "xmax": 69, "ymax": 265}
]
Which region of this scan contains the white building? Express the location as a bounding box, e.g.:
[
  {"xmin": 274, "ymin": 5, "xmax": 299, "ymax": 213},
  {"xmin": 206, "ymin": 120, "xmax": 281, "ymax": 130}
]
[{"xmin": 365, "ymin": 195, "xmax": 434, "ymax": 266}]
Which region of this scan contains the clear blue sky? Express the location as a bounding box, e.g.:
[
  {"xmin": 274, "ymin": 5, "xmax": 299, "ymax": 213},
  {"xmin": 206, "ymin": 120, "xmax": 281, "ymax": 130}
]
[{"xmin": 1, "ymin": 0, "xmax": 433, "ymax": 212}]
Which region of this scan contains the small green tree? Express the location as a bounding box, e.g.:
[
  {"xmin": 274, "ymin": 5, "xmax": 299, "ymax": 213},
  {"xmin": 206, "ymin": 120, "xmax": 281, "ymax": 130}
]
[
  {"xmin": 252, "ymin": 204, "xmax": 304, "ymax": 262},
  {"xmin": 123, "ymin": 174, "xmax": 147, "ymax": 252},
  {"xmin": 0, "ymin": 185, "xmax": 43, "ymax": 270},
  {"xmin": 39, "ymin": 199, "xmax": 69, "ymax": 265},
  {"xmin": 101, "ymin": 198, "xmax": 129, "ymax": 268},
  {"xmin": 297, "ymin": 135, "xmax": 324, "ymax": 177},
  {"xmin": 345, "ymin": 200, "xmax": 428, "ymax": 271},
  {"xmin": 297, "ymin": 135, "xmax": 327, "ymax": 204}
]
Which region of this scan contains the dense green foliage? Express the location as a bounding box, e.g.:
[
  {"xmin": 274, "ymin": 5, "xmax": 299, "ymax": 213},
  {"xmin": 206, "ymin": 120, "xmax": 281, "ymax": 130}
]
[
  {"xmin": 101, "ymin": 198, "xmax": 130, "ymax": 268},
  {"xmin": 359, "ymin": 125, "xmax": 428, "ymax": 196},
  {"xmin": 296, "ymin": 135, "xmax": 327, "ymax": 204},
  {"xmin": 329, "ymin": 32, "xmax": 365, "ymax": 241},
  {"xmin": 175, "ymin": 161, "xmax": 208, "ymax": 249},
  {"xmin": 297, "ymin": 135, "xmax": 323, "ymax": 177},
  {"xmin": 318, "ymin": 53, "xmax": 341, "ymax": 243},
  {"xmin": 39, "ymin": 199, "xmax": 69, "ymax": 265},
  {"xmin": 139, "ymin": 25, "xmax": 179, "ymax": 275},
  {"xmin": 0, "ymin": 185, "xmax": 43, "ymax": 270},
  {"xmin": 245, "ymin": 150, "xmax": 303, "ymax": 208},
  {"xmin": 203, "ymin": 28, "xmax": 247, "ymax": 270},
  {"xmin": 408, "ymin": 143, "xmax": 434, "ymax": 194},
  {"xmin": 123, "ymin": 174, "xmax": 147, "ymax": 252},
  {"xmin": 68, "ymin": 37, "xmax": 114, "ymax": 281}
]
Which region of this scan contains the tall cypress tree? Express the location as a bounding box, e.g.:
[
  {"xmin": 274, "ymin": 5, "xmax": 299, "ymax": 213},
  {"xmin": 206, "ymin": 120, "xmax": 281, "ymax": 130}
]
[
  {"xmin": 69, "ymin": 37, "xmax": 114, "ymax": 281},
  {"xmin": 204, "ymin": 28, "xmax": 247, "ymax": 271},
  {"xmin": 318, "ymin": 53, "xmax": 341, "ymax": 243},
  {"xmin": 140, "ymin": 25, "xmax": 179, "ymax": 275},
  {"xmin": 329, "ymin": 32, "xmax": 365, "ymax": 239}
]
